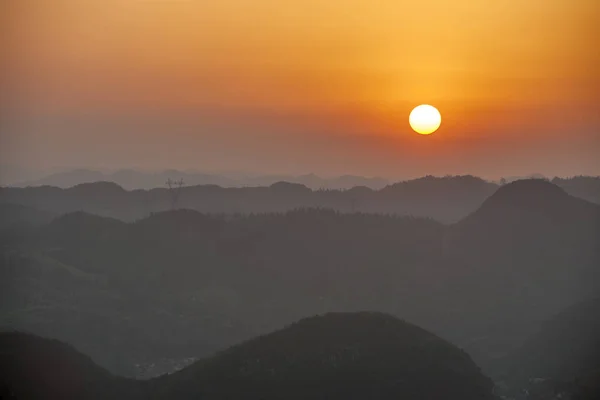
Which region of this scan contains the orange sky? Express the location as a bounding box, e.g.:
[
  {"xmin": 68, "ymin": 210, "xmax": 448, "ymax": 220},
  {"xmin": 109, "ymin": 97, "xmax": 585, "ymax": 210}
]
[{"xmin": 1, "ymin": 0, "xmax": 599, "ymax": 179}]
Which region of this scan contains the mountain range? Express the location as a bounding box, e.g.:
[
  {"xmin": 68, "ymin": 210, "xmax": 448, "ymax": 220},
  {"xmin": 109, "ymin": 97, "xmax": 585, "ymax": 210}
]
[
  {"xmin": 5, "ymin": 168, "xmax": 391, "ymax": 191},
  {"xmin": 5, "ymin": 167, "xmax": 598, "ymax": 193},
  {"xmin": 2, "ymin": 175, "xmax": 599, "ymax": 223},
  {"xmin": 0, "ymin": 312, "xmax": 495, "ymax": 400},
  {"xmin": 3, "ymin": 300, "xmax": 599, "ymax": 400},
  {"xmin": 1, "ymin": 179, "xmax": 598, "ymax": 382}
]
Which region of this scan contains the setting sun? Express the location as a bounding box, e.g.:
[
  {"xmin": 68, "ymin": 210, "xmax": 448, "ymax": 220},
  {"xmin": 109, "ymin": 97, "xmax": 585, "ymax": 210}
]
[{"xmin": 409, "ymin": 105, "xmax": 442, "ymax": 135}]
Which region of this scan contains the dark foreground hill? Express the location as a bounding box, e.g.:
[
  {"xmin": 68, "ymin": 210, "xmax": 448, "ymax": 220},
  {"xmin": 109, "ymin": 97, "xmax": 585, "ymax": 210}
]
[
  {"xmin": 151, "ymin": 312, "xmax": 494, "ymax": 400},
  {"xmin": 0, "ymin": 332, "xmax": 142, "ymax": 399},
  {"xmin": 0, "ymin": 313, "xmax": 495, "ymax": 400}
]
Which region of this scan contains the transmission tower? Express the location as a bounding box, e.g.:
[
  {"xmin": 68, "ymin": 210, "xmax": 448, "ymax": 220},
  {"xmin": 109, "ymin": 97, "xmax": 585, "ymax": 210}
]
[{"xmin": 166, "ymin": 178, "xmax": 185, "ymax": 210}]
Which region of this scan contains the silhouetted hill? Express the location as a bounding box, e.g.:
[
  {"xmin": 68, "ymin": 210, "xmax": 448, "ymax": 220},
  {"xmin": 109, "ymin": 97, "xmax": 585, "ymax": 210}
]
[
  {"xmin": 14, "ymin": 169, "xmax": 236, "ymax": 189},
  {"xmin": 151, "ymin": 312, "xmax": 494, "ymax": 400},
  {"xmin": 448, "ymin": 180, "xmax": 599, "ymax": 256},
  {"xmin": 1, "ymin": 175, "xmax": 502, "ymax": 222},
  {"xmin": 446, "ymin": 179, "xmax": 599, "ymax": 278},
  {"xmin": 14, "ymin": 169, "xmax": 389, "ymax": 190},
  {"xmin": 440, "ymin": 179, "xmax": 600, "ymax": 366},
  {"xmin": 70, "ymin": 181, "xmax": 126, "ymax": 196},
  {"xmin": 0, "ymin": 315, "xmax": 495, "ymax": 400},
  {"xmin": 0, "ymin": 332, "xmax": 141, "ymax": 399},
  {"xmin": 3, "ymin": 175, "xmax": 599, "ymax": 223},
  {"xmin": 269, "ymin": 180, "xmax": 312, "ymax": 193},
  {"xmin": 468, "ymin": 178, "xmax": 597, "ymax": 217}
]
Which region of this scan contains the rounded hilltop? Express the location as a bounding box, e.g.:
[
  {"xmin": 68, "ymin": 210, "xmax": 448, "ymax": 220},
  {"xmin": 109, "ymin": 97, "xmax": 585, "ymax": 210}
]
[
  {"xmin": 154, "ymin": 312, "xmax": 494, "ymax": 400},
  {"xmin": 482, "ymin": 179, "xmax": 568, "ymax": 209}
]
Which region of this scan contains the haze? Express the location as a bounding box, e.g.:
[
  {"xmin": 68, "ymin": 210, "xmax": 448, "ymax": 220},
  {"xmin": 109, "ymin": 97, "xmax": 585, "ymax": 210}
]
[
  {"xmin": 1, "ymin": 0, "xmax": 599, "ymax": 179},
  {"xmin": 2, "ymin": 3, "xmax": 600, "ymax": 398}
]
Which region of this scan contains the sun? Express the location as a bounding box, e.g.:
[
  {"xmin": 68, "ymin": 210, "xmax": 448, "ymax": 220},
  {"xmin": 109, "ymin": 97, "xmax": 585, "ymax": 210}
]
[{"xmin": 409, "ymin": 105, "xmax": 441, "ymax": 135}]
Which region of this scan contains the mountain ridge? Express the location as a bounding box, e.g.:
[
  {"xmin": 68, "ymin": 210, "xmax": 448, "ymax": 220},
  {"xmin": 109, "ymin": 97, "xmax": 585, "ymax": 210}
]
[
  {"xmin": 6, "ymin": 175, "xmax": 599, "ymax": 224},
  {"xmin": 0, "ymin": 313, "xmax": 495, "ymax": 400},
  {"xmin": 10, "ymin": 169, "xmax": 390, "ymax": 191}
]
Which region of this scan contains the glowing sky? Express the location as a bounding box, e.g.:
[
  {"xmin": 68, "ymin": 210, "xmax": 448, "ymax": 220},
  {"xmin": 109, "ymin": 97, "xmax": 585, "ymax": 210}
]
[{"xmin": 1, "ymin": 0, "xmax": 599, "ymax": 179}]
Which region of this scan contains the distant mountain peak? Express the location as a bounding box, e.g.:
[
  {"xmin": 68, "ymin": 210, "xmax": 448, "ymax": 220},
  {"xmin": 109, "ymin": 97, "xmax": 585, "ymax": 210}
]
[{"xmin": 269, "ymin": 181, "xmax": 310, "ymax": 191}]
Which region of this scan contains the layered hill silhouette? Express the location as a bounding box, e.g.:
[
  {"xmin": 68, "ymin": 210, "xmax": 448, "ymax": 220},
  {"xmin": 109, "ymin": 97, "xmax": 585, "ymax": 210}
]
[
  {"xmin": 440, "ymin": 180, "xmax": 600, "ymax": 364},
  {"xmin": 151, "ymin": 312, "xmax": 494, "ymax": 400},
  {"xmin": 1, "ymin": 175, "xmax": 499, "ymax": 222},
  {"xmin": 10, "ymin": 168, "xmax": 391, "ymax": 191},
  {"xmin": 0, "ymin": 313, "xmax": 495, "ymax": 400},
  {"xmin": 1, "ymin": 179, "xmax": 598, "ymax": 378},
  {"xmin": 444, "ymin": 179, "xmax": 599, "ymax": 293},
  {"xmin": 2, "ymin": 175, "xmax": 599, "ymax": 223}
]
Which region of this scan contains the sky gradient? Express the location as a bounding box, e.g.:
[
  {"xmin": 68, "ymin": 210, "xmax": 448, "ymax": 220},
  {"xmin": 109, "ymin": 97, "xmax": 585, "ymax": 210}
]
[{"xmin": 2, "ymin": 0, "xmax": 599, "ymax": 179}]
